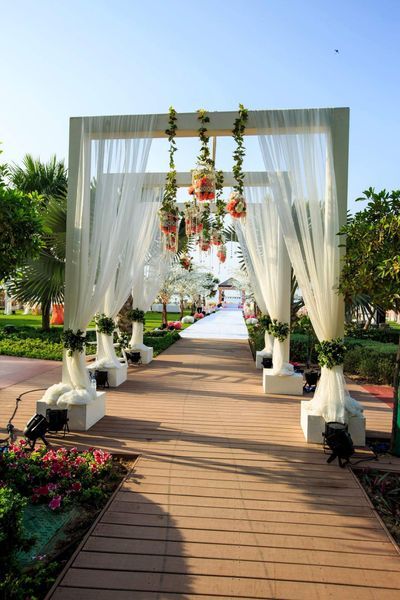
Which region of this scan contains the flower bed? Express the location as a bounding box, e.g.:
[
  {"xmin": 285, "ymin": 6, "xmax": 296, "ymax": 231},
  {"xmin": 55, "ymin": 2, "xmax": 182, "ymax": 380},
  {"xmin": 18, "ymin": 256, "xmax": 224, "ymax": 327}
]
[{"xmin": 0, "ymin": 442, "xmax": 131, "ymax": 599}]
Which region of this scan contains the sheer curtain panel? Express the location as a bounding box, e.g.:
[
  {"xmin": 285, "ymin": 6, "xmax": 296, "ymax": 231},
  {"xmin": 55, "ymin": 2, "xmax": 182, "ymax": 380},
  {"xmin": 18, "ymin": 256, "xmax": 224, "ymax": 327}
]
[
  {"xmin": 255, "ymin": 109, "xmax": 362, "ymax": 422},
  {"xmin": 43, "ymin": 115, "xmax": 156, "ymax": 407},
  {"xmin": 236, "ymin": 177, "xmax": 292, "ymax": 374}
]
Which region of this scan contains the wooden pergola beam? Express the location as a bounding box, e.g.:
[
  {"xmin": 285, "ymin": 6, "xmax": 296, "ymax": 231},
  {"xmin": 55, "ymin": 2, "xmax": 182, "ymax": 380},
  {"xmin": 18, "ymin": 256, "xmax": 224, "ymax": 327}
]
[{"xmin": 71, "ymin": 107, "xmax": 349, "ymax": 139}]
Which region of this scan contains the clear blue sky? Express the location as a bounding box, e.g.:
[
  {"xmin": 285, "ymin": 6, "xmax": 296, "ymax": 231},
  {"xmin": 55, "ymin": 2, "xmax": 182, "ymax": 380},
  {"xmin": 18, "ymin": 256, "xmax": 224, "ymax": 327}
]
[{"xmin": 0, "ymin": 0, "xmax": 399, "ymax": 213}]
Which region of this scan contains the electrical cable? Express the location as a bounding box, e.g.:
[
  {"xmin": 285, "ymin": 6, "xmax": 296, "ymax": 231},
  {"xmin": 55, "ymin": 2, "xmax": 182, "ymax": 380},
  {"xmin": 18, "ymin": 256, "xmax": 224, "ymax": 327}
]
[{"xmin": 0, "ymin": 388, "xmax": 47, "ymax": 448}]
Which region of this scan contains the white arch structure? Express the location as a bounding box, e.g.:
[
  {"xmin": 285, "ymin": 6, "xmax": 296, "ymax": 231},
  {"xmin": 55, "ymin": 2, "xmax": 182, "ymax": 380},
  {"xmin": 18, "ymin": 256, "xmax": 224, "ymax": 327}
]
[{"xmin": 37, "ymin": 108, "xmax": 364, "ymax": 442}]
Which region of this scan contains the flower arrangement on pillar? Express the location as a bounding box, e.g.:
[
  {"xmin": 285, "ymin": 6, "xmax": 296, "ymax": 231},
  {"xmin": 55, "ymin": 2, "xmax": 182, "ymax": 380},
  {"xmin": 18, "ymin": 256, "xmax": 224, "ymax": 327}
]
[
  {"xmin": 61, "ymin": 329, "xmax": 86, "ymax": 356},
  {"xmin": 159, "ymin": 106, "xmax": 180, "ymax": 253},
  {"xmin": 228, "ymin": 104, "xmax": 248, "ymax": 220},
  {"xmin": 126, "ymin": 308, "xmax": 153, "ymax": 365},
  {"xmin": 126, "ymin": 308, "xmax": 145, "ymax": 325},
  {"xmin": 94, "ymin": 313, "xmax": 115, "ymax": 336},
  {"xmin": 268, "ymin": 319, "xmax": 290, "ymax": 342},
  {"xmin": 315, "ymin": 338, "xmax": 347, "ymax": 369}
]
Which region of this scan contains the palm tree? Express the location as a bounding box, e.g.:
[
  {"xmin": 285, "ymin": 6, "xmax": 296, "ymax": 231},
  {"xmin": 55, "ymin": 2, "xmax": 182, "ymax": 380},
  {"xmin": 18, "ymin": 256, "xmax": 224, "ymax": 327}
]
[
  {"xmin": 7, "ymin": 155, "xmax": 67, "ymax": 330},
  {"xmin": 10, "ymin": 154, "xmax": 67, "ymax": 204},
  {"xmin": 7, "ymin": 197, "xmax": 66, "ymax": 330}
]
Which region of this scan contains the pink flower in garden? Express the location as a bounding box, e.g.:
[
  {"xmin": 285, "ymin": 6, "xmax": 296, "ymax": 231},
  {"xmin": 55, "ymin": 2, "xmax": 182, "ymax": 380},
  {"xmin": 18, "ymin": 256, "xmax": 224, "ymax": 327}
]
[
  {"xmin": 71, "ymin": 482, "xmax": 82, "ymax": 492},
  {"xmin": 48, "ymin": 495, "xmax": 62, "ymax": 510},
  {"xmin": 47, "ymin": 483, "xmax": 58, "ymax": 491},
  {"xmin": 51, "ymin": 461, "xmax": 63, "ymax": 474}
]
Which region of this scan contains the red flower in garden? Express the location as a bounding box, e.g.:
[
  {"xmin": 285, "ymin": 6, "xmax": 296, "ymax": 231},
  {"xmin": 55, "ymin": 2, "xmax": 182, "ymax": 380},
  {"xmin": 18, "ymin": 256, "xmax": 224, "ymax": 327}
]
[
  {"xmin": 71, "ymin": 482, "xmax": 82, "ymax": 492},
  {"xmin": 34, "ymin": 485, "xmax": 50, "ymax": 496},
  {"xmin": 48, "ymin": 495, "xmax": 62, "ymax": 510}
]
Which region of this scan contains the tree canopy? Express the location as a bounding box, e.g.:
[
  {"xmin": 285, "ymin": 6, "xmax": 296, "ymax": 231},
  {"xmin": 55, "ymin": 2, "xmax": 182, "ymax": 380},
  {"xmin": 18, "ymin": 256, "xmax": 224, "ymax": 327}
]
[
  {"xmin": 0, "ymin": 151, "xmax": 44, "ymax": 281},
  {"xmin": 339, "ymin": 188, "xmax": 400, "ymax": 312}
]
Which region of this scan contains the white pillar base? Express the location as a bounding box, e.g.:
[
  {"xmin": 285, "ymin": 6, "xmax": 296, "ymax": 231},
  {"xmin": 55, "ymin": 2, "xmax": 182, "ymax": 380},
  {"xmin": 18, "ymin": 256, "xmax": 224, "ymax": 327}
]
[
  {"xmin": 87, "ymin": 363, "xmax": 127, "ymax": 387},
  {"xmin": 300, "ymin": 400, "xmax": 366, "ymax": 445},
  {"xmin": 37, "ymin": 391, "xmax": 106, "ymax": 431},
  {"xmin": 131, "ymin": 344, "xmax": 153, "ymax": 365},
  {"xmin": 263, "ymin": 370, "xmax": 304, "ymax": 396},
  {"xmin": 256, "ymin": 350, "xmax": 272, "ymax": 369}
]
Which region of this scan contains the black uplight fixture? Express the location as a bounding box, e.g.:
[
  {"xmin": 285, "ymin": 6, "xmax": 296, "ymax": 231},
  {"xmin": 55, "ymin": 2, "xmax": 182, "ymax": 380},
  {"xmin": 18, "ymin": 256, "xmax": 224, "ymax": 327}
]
[
  {"xmin": 126, "ymin": 350, "xmax": 142, "ymax": 366},
  {"xmin": 24, "ymin": 414, "xmax": 50, "ymax": 449},
  {"xmin": 323, "ymin": 421, "xmax": 355, "ymax": 468},
  {"xmin": 46, "ymin": 409, "xmax": 69, "ymax": 436}
]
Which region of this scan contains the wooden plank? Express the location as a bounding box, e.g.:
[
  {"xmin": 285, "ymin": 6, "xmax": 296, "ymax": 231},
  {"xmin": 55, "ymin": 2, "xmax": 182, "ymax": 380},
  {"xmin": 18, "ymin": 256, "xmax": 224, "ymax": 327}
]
[{"xmin": 1, "ymin": 335, "xmax": 399, "ymax": 600}]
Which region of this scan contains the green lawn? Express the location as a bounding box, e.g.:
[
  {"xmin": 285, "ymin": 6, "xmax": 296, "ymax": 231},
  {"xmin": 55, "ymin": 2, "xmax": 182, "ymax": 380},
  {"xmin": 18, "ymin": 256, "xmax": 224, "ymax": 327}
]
[{"xmin": 0, "ymin": 310, "xmax": 191, "ymax": 331}]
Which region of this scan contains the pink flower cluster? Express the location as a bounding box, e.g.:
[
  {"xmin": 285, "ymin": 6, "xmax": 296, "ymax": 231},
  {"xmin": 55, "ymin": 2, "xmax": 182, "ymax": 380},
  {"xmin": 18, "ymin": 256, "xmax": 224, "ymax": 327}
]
[{"xmin": 2, "ymin": 442, "xmax": 113, "ymax": 511}]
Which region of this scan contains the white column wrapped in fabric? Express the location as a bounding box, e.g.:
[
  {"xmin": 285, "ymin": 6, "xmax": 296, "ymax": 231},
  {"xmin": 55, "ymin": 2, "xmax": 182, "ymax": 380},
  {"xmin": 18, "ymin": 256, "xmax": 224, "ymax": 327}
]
[
  {"xmin": 129, "ymin": 234, "xmax": 173, "ymax": 348},
  {"xmin": 255, "ymin": 109, "xmax": 362, "ymax": 422},
  {"xmin": 239, "ymin": 243, "xmax": 274, "ymax": 356},
  {"xmin": 93, "ymin": 175, "xmax": 166, "ymax": 368},
  {"xmin": 42, "ymin": 115, "xmax": 157, "ymax": 407},
  {"xmin": 236, "ymin": 178, "xmax": 293, "ymax": 375}
]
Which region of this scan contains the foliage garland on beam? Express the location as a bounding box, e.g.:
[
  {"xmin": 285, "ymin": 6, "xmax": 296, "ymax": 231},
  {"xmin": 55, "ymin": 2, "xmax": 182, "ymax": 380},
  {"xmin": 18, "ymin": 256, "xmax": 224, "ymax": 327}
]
[
  {"xmin": 159, "ymin": 107, "xmax": 179, "ymax": 252},
  {"xmin": 227, "ymin": 104, "xmax": 248, "ymax": 219}
]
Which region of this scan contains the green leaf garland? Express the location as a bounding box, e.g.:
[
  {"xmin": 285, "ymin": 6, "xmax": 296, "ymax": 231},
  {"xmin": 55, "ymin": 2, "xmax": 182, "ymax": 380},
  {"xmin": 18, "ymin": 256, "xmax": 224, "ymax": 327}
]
[
  {"xmin": 127, "ymin": 308, "xmax": 146, "ymax": 324},
  {"xmin": 315, "ymin": 338, "xmax": 347, "ymax": 369},
  {"xmin": 94, "ymin": 313, "xmax": 115, "ymax": 336},
  {"xmin": 268, "ymin": 319, "xmax": 290, "ymax": 342},
  {"xmin": 62, "ymin": 329, "xmax": 86, "ymax": 356}
]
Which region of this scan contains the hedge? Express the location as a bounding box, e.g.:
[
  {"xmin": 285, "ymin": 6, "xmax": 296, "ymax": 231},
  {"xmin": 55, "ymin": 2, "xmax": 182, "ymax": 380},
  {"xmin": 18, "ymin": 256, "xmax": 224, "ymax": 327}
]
[
  {"xmin": 248, "ymin": 326, "xmax": 398, "ymax": 385},
  {"xmin": 0, "ymin": 327, "xmax": 180, "ymax": 361}
]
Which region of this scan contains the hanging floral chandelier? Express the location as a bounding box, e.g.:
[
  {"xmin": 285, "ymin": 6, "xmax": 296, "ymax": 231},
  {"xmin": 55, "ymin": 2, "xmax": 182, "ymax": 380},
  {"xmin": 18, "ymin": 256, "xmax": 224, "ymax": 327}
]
[
  {"xmin": 227, "ymin": 104, "xmax": 248, "ymax": 220},
  {"xmin": 159, "ymin": 105, "xmax": 249, "ymax": 261},
  {"xmin": 159, "ymin": 107, "xmax": 180, "ymax": 253}
]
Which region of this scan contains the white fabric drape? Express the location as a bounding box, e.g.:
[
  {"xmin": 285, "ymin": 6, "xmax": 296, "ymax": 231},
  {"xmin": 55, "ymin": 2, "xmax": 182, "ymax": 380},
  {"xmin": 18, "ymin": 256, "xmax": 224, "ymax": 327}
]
[
  {"xmin": 130, "ymin": 234, "xmax": 173, "ymax": 347},
  {"xmin": 93, "ymin": 175, "xmax": 167, "ymax": 365},
  {"xmin": 55, "ymin": 115, "xmax": 156, "ymax": 405},
  {"xmin": 255, "ymin": 109, "xmax": 362, "ymax": 421},
  {"xmin": 236, "ymin": 176, "xmax": 293, "ymax": 374}
]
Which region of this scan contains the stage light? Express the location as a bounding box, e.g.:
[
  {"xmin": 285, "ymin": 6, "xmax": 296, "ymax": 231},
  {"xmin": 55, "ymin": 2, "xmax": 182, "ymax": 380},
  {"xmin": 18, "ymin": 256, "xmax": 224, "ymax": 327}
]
[
  {"xmin": 126, "ymin": 351, "xmax": 142, "ymax": 365},
  {"xmin": 323, "ymin": 422, "xmax": 354, "ymax": 468},
  {"xmin": 24, "ymin": 414, "xmax": 49, "ymax": 450},
  {"xmin": 46, "ymin": 409, "xmax": 69, "ymax": 436}
]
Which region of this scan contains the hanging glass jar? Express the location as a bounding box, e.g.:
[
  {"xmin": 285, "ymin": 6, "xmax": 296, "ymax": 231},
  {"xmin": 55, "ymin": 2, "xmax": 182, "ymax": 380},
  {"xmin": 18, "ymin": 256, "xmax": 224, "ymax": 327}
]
[
  {"xmin": 184, "ymin": 202, "xmax": 203, "ymax": 236},
  {"xmin": 180, "ymin": 256, "xmax": 192, "ymax": 271},
  {"xmin": 198, "ymin": 231, "xmax": 211, "ymax": 252},
  {"xmin": 211, "ymin": 228, "xmax": 223, "ymax": 246},
  {"xmin": 165, "ymin": 231, "xmax": 179, "ymax": 253},
  {"xmin": 226, "ymin": 191, "xmax": 246, "ymax": 219},
  {"xmin": 192, "ymin": 161, "xmax": 216, "ymax": 202},
  {"xmin": 217, "ymin": 244, "xmax": 227, "ymax": 263},
  {"xmin": 159, "ymin": 210, "xmax": 179, "ymax": 234}
]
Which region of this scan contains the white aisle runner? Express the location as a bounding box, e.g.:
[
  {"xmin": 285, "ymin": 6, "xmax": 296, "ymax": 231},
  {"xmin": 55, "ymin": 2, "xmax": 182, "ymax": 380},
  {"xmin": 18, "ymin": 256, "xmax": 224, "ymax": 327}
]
[{"xmin": 180, "ymin": 308, "xmax": 248, "ymax": 340}]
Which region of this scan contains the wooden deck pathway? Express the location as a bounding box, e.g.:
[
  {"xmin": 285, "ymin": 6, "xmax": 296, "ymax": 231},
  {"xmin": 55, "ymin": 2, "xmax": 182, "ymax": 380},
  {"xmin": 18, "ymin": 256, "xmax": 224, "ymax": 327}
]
[{"xmin": 1, "ymin": 337, "xmax": 400, "ymax": 599}]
